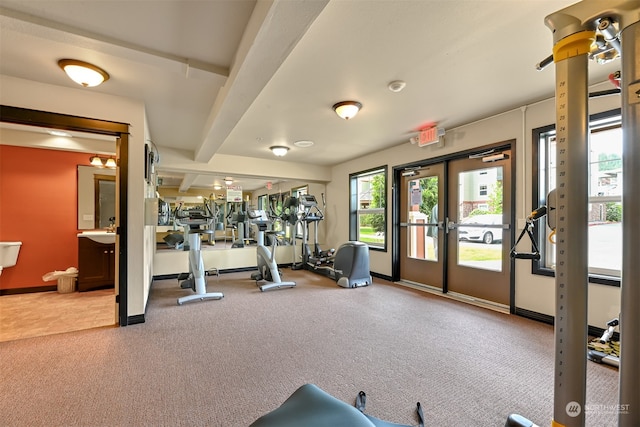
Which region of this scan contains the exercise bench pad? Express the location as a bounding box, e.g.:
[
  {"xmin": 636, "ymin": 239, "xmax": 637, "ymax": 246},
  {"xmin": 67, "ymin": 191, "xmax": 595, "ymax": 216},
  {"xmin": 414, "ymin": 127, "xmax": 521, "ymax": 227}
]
[{"xmin": 250, "ymin": 383, "xmax": 417, "ymax": 427}]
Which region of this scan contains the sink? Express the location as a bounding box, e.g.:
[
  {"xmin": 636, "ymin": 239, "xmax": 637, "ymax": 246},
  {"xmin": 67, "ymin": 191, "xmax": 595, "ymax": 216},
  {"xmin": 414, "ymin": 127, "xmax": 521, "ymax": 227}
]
[{"xmin": 77, "ymin": 231, "xmax": 116, "ymax": 244}]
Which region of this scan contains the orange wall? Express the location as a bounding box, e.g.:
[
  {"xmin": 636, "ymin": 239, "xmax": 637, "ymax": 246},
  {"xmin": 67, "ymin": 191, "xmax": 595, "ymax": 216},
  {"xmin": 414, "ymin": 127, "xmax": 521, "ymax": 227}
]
[{"xmin": 0, "ymin": 145, "xmax": 92, "ymax": 290}]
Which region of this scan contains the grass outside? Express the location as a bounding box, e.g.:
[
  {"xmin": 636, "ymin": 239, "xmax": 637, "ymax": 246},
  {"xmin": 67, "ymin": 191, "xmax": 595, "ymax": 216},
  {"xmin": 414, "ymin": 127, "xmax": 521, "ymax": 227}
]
[
  {"xmin": 362, "ymin": 225, "xmax": 502, "ymax": 263},
  {"xmin": 359, "ymin": 226, "xmax": 384, "ymax": 244},
  {"xmin": 458, "ymin": 245, "xmax": 501, "ymax": 262}
]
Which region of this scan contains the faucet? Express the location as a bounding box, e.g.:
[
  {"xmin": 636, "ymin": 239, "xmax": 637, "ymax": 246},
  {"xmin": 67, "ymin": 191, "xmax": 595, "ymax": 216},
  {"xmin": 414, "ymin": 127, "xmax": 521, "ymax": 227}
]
[{"xmin": 107, "ymin": 217, "xmax": 116, "ymax": 232}]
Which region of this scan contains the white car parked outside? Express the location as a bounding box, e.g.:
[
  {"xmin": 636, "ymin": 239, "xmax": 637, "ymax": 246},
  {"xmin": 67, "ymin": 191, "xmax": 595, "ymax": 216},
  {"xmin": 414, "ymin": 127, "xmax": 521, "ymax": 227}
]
[{"xmin": 458, "ymin": 214, "xmax": 503, "ymax": 244}]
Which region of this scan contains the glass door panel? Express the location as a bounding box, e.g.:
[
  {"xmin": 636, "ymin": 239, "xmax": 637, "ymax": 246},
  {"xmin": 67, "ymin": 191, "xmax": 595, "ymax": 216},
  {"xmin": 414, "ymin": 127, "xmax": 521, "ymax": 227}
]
[
  {"xmin": 446, "ymin": 151, "xmax": 512, "ymax": 306},
  {"xmin": 400, "ymin": 163, "xmax": 444, "ymax": 289},
  {"xmin": 407, "ymin": 175, "xmax": 439, "ymax": 262},
  {"xmin": 456, "ymin": 167, "xmax": 504, "ymax": 272}
]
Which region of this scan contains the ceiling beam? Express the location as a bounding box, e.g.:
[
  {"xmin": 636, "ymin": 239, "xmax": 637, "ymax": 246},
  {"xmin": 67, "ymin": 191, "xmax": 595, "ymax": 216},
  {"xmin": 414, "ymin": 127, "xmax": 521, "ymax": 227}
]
[
  {"xmin": 178, "ymin": 173, "xmax": 199, "ymax": 193},
  {"xmin": 194, "ymin": 0, "xmax": 329, "ymax": 163}
]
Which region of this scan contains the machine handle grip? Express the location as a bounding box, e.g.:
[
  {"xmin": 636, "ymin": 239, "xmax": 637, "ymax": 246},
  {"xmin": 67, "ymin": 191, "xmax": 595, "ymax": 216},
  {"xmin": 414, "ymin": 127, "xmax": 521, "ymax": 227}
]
[{"xmin": 510, "ymin": 251, "xmax": 541, "ymax": 260}]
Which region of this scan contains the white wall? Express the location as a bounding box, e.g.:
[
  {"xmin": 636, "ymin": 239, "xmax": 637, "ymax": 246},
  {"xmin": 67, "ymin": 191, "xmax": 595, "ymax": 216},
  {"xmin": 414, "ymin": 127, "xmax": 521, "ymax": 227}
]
[
  {"xmin": 143, "ymin": 115, "xmax": 155, "ymax": 311},
  {"xmin": 0, "ymin": 75, "xmax": 150, "ymax": 319},
  {"xmin": 326, "ymin": 81, "xmax": 621, "ymax": 328},
  {"xmin": 153, "ymin": 245, "xmax": 296, "ymax": 277}
]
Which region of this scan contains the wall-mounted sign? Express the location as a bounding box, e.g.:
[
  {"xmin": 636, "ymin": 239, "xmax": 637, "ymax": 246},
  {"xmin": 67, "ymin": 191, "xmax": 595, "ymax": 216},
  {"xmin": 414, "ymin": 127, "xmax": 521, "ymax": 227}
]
[
  {"xmin": 419, "ymin": 127, "xmax": 438, "ymax": 147},
  {"xmin": 226, "ymin": 186, "xmax": 243, "ymax": 202},
  {"xmin": 411, "ymin": 187, "xmax": 422, "ymax": 206}
]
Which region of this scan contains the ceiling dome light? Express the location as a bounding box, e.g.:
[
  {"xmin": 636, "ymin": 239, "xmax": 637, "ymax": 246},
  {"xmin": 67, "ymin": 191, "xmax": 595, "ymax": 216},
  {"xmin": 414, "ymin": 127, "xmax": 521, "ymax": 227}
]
[
  {"xmin": 270, "ymin": 146, "xmax": 289, "ymax": 157},
  {"xmin": 58, "ymin": 59, "xmax": 110, "ymax": 87},
  {"xmin": 388, "ymin": 80, "xmax": 406, "ymax": 93},
  {"xmin": 332, "ymin": 101, "xmax": 362, "ymax": 120},
  {"xmin": 224, "ymin": 177, "xmax": 233, "ymax": 186},
  {"xmin": 294, "ymin": 140, "xmax": 314, "ymax": 148}
]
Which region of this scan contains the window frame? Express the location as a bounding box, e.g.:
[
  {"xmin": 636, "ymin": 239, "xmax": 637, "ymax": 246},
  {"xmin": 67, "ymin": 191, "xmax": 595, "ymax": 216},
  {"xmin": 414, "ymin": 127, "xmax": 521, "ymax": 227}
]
[
  {"xmin": 532, "ymin": 108, "xmax": 621, "ymax": 287},
  {"xmin": 257, "ymin": 194, "xmax": 268, "ymax": 210},
  {"xmin": 291, "ymin": 186, "xmax": 308, "ymax": 238},
  {"xmin": 349, "ymin": 166, "xmax": 388, "ymax": 252}
]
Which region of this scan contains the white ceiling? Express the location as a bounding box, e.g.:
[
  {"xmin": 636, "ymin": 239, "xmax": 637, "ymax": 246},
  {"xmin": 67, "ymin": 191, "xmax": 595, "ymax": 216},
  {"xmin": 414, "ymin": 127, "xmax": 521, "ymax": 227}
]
[{"xmin": 0, "ymin": 0, "xmax": 620, "ymax": 191}]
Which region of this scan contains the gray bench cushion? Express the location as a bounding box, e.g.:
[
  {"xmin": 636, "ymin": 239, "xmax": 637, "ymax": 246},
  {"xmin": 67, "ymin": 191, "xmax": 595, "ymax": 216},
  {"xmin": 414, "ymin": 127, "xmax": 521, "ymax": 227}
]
[{"xmin": 250, "ymin": 383, "xmax": 376, "ymax": 427}]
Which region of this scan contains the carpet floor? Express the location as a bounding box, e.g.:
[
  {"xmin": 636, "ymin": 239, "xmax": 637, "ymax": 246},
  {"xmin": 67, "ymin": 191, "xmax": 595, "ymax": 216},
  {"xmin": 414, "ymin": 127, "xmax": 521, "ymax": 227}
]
[{"xmin": 0, "ymin": 269, "xmax": 619, "ymax": 426}]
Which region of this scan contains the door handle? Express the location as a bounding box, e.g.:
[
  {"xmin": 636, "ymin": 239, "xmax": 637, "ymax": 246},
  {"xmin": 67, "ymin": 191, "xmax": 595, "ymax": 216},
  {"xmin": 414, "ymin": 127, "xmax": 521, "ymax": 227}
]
[{"xmin": 445, "ymin": 217, "xmax": 457, "ymax": 233}]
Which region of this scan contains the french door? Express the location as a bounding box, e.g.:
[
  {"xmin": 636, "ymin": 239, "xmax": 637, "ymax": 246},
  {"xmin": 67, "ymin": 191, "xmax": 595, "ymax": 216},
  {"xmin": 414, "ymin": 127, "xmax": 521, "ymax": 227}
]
[
  {"xmin": 399, "ymin": 163, "xmax": 445, "ymax": 289},
  {"xmin": 398, "ymin": 147, "xmax": 513, "ymax": 308}
]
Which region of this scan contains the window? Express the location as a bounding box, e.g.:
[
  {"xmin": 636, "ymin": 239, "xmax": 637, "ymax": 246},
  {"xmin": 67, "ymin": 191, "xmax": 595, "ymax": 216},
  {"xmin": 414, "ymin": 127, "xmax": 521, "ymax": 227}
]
[
  {"xmin": 350, "ymin": 167, "xmax": 387, "ymax": 250},
  {"xmin": 533, "ymin": 109, "xmax": 622, "ymax": 285},
  {"xmin": 257, "ymin": 194, "xmax": 268, "ymax": 210},
  {"xmin": 291, "ymin": 186, "xmax": 307, "ymax": 238},
  {"xmin": 479, "ymin": 184, "xmax": 488, "ymax": 196},
  {"xmin": 268, "ymin": 193, "xmax": 289, "ymax": 233},
  {"xmin": 292, "ymin": 185, "xmax": 307, "ymax": 199}
]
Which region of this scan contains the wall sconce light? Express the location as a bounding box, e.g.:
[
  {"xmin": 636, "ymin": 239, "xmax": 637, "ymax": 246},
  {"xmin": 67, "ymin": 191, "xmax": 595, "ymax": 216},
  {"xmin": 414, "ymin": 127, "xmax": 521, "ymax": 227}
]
[
  {"xmin": 58, "ymin": 59, "xmax": 110, "ymax": 87},
  {"xmin": 270, "ymin": 146, "xmax": 289, "ymax": 157},
  {"xmin": 48, "ymin": 130, "xmax": 72, "ymax": 137},
  {"xmin": 89, "ymin": 155, "xmax": 116, "ymax": 168},
  {"xmin": 90, "ymin": 155, "xmax": 103, "ymax": 166},
  {"xmin": 332, "ymin": 101, "xmax": 362, "ymax": 120},
  {"xmin": 224, "ymin": 177, "xmax": 233, "ymax": 186}
]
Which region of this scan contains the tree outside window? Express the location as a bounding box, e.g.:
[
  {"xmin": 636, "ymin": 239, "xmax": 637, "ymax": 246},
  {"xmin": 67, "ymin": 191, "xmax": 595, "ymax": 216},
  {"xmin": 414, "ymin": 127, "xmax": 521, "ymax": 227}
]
[{"xmin": 350, "ymin": 167, "xmax": 387, "ymax": 250}]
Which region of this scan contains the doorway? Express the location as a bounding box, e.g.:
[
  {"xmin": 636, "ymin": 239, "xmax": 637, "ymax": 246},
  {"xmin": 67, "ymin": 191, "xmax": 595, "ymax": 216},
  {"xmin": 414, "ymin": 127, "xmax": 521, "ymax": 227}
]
[
  {"xmin": 0, "ymin": 105, "xmax": 129, "ymax": 328},
  {"xmin": 395, "ymin": 142, "xmax": 514, "ymax": 311}
]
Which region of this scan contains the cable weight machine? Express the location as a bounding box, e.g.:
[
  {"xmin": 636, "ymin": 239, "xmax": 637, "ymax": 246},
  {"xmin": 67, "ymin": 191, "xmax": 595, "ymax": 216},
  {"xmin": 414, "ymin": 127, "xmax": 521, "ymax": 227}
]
[{"xmin": 505, "ymin": 2, "xmax": 639, "ymax": 427}]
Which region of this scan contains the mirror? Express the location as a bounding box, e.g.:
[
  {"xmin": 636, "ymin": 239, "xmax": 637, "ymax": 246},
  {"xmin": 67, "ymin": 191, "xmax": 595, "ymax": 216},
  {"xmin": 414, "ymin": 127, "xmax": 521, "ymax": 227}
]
[
  {"xmin": 78, "ymin": 165, "xmax": 116, "ymax": 229},
  {"xmin": 95, "ymin": 175, "xmax": 116, "ymax": 228}
]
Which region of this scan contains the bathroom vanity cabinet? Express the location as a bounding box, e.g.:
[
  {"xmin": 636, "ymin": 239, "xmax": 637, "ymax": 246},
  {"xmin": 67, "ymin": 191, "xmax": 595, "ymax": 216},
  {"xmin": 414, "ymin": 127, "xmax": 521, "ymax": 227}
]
[{"xmin": 78, "ymin": 238, "xmax": 115, "ymax": 292}]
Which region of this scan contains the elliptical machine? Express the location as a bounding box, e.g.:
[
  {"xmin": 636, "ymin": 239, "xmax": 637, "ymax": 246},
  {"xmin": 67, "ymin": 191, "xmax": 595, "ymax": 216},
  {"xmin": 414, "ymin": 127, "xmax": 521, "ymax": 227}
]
[
  {"xmin": 296, "ymin": 194, "xmax": 371, "ymax": 288},
  {"xmin": 298, "ymin": 194, "xmax": 335, "ymax": 267},
  {"xmin": 248, "ymin": 209, "xmax": 296, "ymax": 292},
  {"xmin": 174, "ymin": 203, "xmax": 223, "ymax": 305}
]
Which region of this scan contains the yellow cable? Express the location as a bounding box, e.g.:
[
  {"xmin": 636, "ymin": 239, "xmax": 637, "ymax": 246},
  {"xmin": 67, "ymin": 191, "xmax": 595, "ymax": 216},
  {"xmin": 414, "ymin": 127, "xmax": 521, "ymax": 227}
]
[{"xmin": 548, "ymin": 229, "xmax": 556, "ymax": 244}]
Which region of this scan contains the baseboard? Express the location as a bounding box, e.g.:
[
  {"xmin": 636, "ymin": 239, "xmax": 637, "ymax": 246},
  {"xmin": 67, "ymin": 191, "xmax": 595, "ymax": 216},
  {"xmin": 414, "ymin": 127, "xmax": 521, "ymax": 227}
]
[
  {"xmin": 153, "ymin": 266, "xmax": 259, "ymax": 282},
  {"xmin": 127, "ymin": 314, "xmax": 145, "ymax": 325},
  {"xmin": 0, "ymin": 285, "xmax": 57, "ymax": 295},
  {"xmin": 371, "ymin": 271, "xmax": 392, "ymax": 281},
  {"xmin": 155, "ymin": 266, "xmax": 376, "ymax": 282},
  {"xmin": 395, "ymin": 280, "xmax": 510, "ymax": 314},
  {"xmin": 514, "ymin": 307, "xmax": 554, "ymax": 325},
  {"xmin": 153, "ymin": 274, "xmax": 178, "ymax": 281},
  {"xmin": 514, "ymin": 307, "xmax": 618, "ymax": 340}
]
